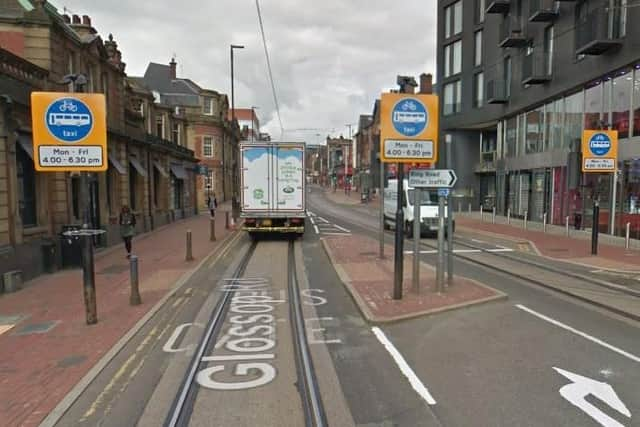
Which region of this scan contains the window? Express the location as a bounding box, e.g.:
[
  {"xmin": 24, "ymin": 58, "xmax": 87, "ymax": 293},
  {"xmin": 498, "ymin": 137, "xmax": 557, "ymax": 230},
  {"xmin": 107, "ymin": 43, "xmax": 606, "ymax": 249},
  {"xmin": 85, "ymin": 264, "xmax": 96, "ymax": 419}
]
[
  {"xmin": 584, "ymin": 81, "xmax": 603, "ymax": 130},
  {"xmin": 504, "ymin": 57, "xmax": 512, "ymax": 98},
  {"xmin": 505, "ymin": 117, "xmax": 517, "ymax": 157},
  {"xmin": 612, "ymin": 0, "xmax": 627, "ymax": 38},
  {"xmin": 203, "ymin": 97, "xmax": 214, "ymax": 115},
  {"xmin": 153, "ymin": 166, "xmax": 160, "ymax": 208},
  {"xmin": 612, "ymin": 70, "xmax": 631, "ymax": 139},
  {"xmin": 443, "ymin": 80, "xmax": 462, "ymax": 115},
  {"xmin": 173, "ymin": 178, "xmax": 184, "ymax": 209},
  {"xmin": 545, "ymin": 100, "xmax": 564, "ymax": 150},
  {"xmin": 544, "ymin": 26, "xmax": 554, "ymax": 76},
  {"xmin": 17, "ymin": 145, "xmax": 36, "ymax": 227},
  {"xmin": 474, "ymin": 31, "xmax": 483, "ymax": 66},
  {"xmin": 172, "ymin": 123, "xmax": 181, "ymax": 145},
  {"xmin": 444, "ymin": 1, "xmax": 463, "ymax": 39},
  {"xmin": 476, "ymin": 0, "xmax": 485, "ymax": 23},
  {"xmin": 129, "ymin": 164, "xmax": 137, "ymax": 211},
  {"xmin": 474, "ymin": 72, "xmax": 484, "ymax": 108},
  {"xmin": 443, "ymin": 40, "xmax": 462, "ymax": 78},
  {"xmin": 203, "ymin": 136, "xmax": 214, "ymax": 157},
  {"xmin": 525, "ymin": 107, "xmax": 544, "ymax": 154},
  {"xmin": 156, "ymin": 115, "xmax": 165, "ymax": 138},
  {"xmin": 564, "ymin": 91, "xmax": 584, "ymax": 150}
]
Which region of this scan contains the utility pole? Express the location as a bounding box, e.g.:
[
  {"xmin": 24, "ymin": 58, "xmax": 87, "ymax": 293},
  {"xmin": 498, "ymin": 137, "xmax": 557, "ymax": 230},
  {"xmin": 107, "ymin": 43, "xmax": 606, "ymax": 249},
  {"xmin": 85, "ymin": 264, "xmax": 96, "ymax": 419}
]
[{"xmin": 230, "ymin": 44, "xmax": 244, "ymax": 215}]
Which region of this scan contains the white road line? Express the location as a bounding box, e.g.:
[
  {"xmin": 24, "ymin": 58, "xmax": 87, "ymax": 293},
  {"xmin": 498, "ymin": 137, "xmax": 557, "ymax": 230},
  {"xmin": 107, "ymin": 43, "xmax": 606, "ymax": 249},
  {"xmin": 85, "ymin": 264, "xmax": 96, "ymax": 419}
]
[
  {"xmin": 307, "ymin": 210, "xmax": 315, "ymax": 216},
  {"xmin": 471, "ymin": 238, "xmax": 486, "ymax": 244},
  {"xmin": 322, "ymin": 232, "xmax": 351, "ymax": 236},
  {"xmin": 371, "ymin": 327, "xmax": 436, "ymax": 405},
  {"xmin": 333, "ymin": 224, "xmax": 351, "ymax": 233},
  {"xmin": 317, "ymin": 216, "xmax": 330, "ymax": 224},
  {"xmin": 516, "ymin": 304, "xmax": 640, "ymax": 364},
  {"xmin": 309, "ymin": 216, "xmax": 316, "ymax": 225},
  {"xmin": 453, "ymin": 249, "xmax": 482, "ymax": 254},
  {"xmin": 486, "ymin": 248, "xmax": 514, "ymax": 253},
  {"xmin": 493, "ymin": 244, "xmax": 512, "ymax": 250},
  {"xmin": 313, "ymin": 225, "xmax": 319, "ymax": 234},
  {"xmin": 404, "ymin": 250, "xmax": 438, "ymax": 255}
]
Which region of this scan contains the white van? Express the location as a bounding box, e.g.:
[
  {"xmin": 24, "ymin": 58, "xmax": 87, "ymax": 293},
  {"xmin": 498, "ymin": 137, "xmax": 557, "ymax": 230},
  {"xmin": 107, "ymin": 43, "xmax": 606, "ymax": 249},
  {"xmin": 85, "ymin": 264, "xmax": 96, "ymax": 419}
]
[{"xmin": 383, "ymin": 179, "xmax": 454, "ymax": 237}]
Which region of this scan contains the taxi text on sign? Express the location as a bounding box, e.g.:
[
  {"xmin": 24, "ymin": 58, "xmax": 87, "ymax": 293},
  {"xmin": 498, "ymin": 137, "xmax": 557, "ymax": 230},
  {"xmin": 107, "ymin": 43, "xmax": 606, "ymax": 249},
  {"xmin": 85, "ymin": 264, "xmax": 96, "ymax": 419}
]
[
  {"xmin": 380, "ymin": 93, "xmax": 439, "ymax": 164},
  {"xmin": 581, "ymin": 130, "xmax": 618, "ymax": 173},
  {"xmin": 31, "ymin": 92, "xmax": 107, "ymax": 172}
]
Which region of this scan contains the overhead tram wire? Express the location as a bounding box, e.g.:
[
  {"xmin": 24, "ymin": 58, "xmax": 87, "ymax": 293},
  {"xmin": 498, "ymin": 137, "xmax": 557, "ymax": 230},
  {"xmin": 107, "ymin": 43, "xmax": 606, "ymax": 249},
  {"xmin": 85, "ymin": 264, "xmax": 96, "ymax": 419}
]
[{"xmin": 256, "ymin": 0, "xmax": 284, "ymax": 139}]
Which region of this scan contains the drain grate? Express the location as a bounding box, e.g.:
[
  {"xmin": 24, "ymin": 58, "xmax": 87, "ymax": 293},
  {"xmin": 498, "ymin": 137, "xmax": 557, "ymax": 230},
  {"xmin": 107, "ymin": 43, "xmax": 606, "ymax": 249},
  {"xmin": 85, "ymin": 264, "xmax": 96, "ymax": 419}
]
[{"xmin": 13, "ymin": 320, "xmax": 60, "ymax": 336}]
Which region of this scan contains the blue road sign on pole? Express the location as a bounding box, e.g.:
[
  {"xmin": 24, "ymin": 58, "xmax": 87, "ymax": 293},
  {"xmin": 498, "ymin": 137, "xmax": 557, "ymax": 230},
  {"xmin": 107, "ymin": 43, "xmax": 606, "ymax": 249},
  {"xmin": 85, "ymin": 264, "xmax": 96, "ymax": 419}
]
[
  {"xmin": 438, "ymin": 188, "xmax": 450, "ymax": 197},
  {"xmin": 391, "ymin": 98, "xmax": 428, "ymax": 137},
  {"xmin": 45, "ymin": 98, "xmax": 94, "ymax": 143}
]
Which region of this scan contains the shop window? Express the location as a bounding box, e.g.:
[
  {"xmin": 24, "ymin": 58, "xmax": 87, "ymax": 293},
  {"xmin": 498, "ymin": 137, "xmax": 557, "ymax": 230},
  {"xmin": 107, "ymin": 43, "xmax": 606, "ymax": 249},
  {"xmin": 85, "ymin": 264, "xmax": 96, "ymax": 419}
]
[
  {"xmin": 525, "ymin": 107, "xmax": 544, "ymax": 154},
  {"xmin": 584, "ymin": 81, "xmax": 603, "ymax": 130},
  {"xmin": 16, "ymin": 145, "xmax": 37, "ymax": 227},
  {"xmin": 564, "ymin": 91, "xmax": 583, "ymax": 150},
  {"xmin": 611, "ymin": 70, "xmax": 631, "ymax": 139}
]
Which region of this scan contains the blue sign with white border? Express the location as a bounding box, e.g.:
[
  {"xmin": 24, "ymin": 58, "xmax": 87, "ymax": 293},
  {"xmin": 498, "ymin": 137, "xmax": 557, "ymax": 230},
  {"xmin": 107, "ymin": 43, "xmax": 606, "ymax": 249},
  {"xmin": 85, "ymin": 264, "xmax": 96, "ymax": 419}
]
[
  {"xmin": 391, "ymin": 98, "xmax": 428, "ymax": 137},
  {"xmin": 588, "ymin": 132, "xmax": 611, "ymax": 156},
  {"xmin": 45, "ymin": 98, "xmax": 93, "ymax": 143},
  {"xmin": 438, "ymin": 188, "xmax": 450, "ymax": 197}
]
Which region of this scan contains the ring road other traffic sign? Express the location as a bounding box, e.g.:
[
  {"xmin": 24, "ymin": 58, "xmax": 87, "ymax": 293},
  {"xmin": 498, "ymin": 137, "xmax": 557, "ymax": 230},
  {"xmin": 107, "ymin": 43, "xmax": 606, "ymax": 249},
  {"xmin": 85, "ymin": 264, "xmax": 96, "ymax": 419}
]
[
  {"xmin": 408, "ymin": 168, "xmax": 457, "ymax": 188},
  {"xmin": 380, "ymin": 93, "xmax": 439, "ymax": 164},
  {"xmin": 581, "ymin": 130, "xmax": 618, "ymax": 173},
  {"xmin": 31, "ymin": 92, "xmax": 107, "ymax": 172}
]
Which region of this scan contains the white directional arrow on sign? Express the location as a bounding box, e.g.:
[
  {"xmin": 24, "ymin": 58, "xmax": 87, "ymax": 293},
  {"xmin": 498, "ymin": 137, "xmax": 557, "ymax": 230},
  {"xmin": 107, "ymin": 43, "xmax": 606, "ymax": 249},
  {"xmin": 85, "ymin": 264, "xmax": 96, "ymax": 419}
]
[{"xmin": 553, "ymin": 367, "xmax": 631, "ymax": 427}]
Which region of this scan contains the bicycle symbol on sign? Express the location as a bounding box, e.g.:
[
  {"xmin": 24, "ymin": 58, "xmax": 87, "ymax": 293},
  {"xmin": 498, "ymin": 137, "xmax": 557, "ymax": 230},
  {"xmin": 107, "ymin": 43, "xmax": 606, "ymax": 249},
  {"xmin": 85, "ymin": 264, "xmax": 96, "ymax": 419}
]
[
  {"xmin": 59, "ymin": 99, "xmax": 78, "ymax": 112},
  {"xmin": 401, "ymin": 100, "xmax": 417, "ymax": 111}
]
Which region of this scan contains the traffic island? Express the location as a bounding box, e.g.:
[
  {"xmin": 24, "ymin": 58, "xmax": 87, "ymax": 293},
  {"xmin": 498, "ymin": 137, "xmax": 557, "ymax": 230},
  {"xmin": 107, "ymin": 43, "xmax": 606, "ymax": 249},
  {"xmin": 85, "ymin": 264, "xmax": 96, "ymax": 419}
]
[{"xmin": 322, "ymin": 234, "xmax": 507, "ymax": 323}]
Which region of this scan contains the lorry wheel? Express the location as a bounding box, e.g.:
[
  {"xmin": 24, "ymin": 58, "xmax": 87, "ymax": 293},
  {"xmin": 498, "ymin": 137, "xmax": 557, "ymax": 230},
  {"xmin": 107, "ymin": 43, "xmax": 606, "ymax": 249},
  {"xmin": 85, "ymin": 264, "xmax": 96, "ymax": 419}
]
[
  {"xmin": 383, "ymin": 219, "xmax": 391, "ymax": 230},
  {"xmin": 405, "ymin": 222, "xmax": 414, "ymax": 238}
]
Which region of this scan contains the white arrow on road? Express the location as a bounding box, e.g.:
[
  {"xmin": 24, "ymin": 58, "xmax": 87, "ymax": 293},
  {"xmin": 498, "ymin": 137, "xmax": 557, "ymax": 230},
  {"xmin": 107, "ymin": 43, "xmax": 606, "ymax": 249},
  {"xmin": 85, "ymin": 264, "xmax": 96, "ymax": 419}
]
[{"xmin": 554, "ymin": 367, "xmax": 631, "ymax": 427}]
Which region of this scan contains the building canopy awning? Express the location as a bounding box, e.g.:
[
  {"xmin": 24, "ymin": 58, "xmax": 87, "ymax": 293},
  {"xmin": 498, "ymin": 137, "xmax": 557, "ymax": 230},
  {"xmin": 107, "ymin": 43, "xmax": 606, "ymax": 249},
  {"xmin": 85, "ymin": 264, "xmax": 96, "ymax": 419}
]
[
  {"xmin": 17, "ymin": 133, "xmax": 33, "ymax": 160},
  {"xmin": 108, "ymin": 153, "xmax": 126, "ymax": 175},
  {"xmin": 170, "ymin": 163, "xmax": 187, "ymax": 180},
  {"xmin": 153, "ymin": 160, "xmax": 169, "ymax": 178},
  {"xmin": 129, "ymin": 156, "xmax": 147, "ymax": 178}
]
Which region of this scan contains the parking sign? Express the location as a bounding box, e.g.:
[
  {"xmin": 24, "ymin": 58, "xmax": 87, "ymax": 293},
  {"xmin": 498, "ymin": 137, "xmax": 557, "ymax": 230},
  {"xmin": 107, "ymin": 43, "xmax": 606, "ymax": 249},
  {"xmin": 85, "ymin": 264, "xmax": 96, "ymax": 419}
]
[{"xmin": 31, "ymin": 92, "xmax": 107, "ymax": 172}]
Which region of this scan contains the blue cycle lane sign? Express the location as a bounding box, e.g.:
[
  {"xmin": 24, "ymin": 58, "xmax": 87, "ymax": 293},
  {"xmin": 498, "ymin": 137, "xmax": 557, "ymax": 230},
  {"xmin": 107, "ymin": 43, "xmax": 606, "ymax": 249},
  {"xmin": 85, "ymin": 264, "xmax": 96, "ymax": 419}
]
[
  {"xmin": 31, "ymin": 92, "xmax": 107, "ymax": 172},
  {"xmin": 392, "ymin": 98, "xmax": 428, "ymax": 137},
  {"xmin": 581, "ymin": 130, "xmax": 618, "ymax": 173}
]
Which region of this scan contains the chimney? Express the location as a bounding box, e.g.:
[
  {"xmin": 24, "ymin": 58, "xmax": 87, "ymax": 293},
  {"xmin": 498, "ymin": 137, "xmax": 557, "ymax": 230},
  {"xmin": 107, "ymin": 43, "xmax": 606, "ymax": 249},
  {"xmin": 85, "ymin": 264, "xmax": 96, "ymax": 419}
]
[
  {"xmin": 82, "ymin": 15, "xmax": 91, "ymax": 26},
  {"xmin": 62, "ymin": 14, "xmax": 71, "ymax": 24},
  {"xmin": 419, "ymin": 73, "xmax": 433, "ymax": 94},
  {"xmin": 72, "ymin": 14, "xmax": 81, "ymax": 24},
  {"xmin": 169, "ymin": 57, "xmax": 177, "ymax": 79}
]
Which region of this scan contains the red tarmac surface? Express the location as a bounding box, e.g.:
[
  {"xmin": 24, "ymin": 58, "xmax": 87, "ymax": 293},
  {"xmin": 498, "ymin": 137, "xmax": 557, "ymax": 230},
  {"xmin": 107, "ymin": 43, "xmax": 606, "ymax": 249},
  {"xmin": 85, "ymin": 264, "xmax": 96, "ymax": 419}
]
[
  {"xmin": 323, "ymin": 234, "xmax": 506, "ymax": 322},
  {"xmin": 0, "ymin": 208, "xmax": 237, "ymax": 427}
]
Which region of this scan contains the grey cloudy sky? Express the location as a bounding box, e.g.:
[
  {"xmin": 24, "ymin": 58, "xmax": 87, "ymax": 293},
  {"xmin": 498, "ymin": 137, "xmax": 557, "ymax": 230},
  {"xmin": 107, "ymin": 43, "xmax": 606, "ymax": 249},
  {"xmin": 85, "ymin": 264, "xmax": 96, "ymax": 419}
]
[{"xmin": 52, "ymin": 0, "xmax": 437, "ymax": 142}]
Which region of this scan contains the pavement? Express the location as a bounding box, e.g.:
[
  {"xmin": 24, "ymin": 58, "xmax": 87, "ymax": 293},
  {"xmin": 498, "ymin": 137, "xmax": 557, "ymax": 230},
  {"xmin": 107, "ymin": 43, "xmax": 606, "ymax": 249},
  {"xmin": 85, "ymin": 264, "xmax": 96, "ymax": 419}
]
[
  {"xmin": 322, "ymin": 186, "xmax": 376, "ymax": 207},
  {"xmin": 322, "ymin": 233, "xmax": 506, "ymax": 322},
  {"xmin": 455, "ymin": 215, "xmax": 640, "ymax": 273},
  {"xmin": 0, "ymin": 204, "xmax": 239, "ymax": 427}
]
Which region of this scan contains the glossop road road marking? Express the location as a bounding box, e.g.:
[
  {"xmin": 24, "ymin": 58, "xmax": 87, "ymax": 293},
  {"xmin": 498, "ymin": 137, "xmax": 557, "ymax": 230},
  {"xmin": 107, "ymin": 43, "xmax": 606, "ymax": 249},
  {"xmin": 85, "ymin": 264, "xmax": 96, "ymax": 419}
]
[
  {"xmin": 516, "ymin": 305, "xmax": 640, "ymax": 363},
  {"xmin": 371, "ymin": 326, "xmax": 436, "ymax": 405}
]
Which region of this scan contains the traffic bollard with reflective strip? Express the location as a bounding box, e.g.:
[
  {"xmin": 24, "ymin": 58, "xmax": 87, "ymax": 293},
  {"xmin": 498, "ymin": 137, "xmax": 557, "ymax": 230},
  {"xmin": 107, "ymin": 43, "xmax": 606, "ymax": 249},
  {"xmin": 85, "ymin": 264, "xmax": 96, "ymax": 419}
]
[
  {"xmin": 480, "ymin": 205, "xmax": 483, "ymax": 221},
  {"xmin": 524, "ymin": 210, "xmax": 528, "ymax": 230},
  {"xmin": 507, "ymin": 208, "xmax": 511, "ymax": 224},
  {"xmin": 186, "ymin": 230, "xmax": 194, "ymax": 261},
  {"xmin": 543, "ymin": 212, "xmax": 547, "ymax": 233},
  {"xmin": 626, "ymin": 222, "xmax": 631, "ymax": 250},
  {"xmin": 492, "ymin": 207, "xmax": 496, "ymax": 224},
  {"xmin": 566, "ymin": 216, "xmax": 570, "ymax": 237},
  {"xmin": 129, "ymin": 255, "xmax": 141, "ymax": 306}
]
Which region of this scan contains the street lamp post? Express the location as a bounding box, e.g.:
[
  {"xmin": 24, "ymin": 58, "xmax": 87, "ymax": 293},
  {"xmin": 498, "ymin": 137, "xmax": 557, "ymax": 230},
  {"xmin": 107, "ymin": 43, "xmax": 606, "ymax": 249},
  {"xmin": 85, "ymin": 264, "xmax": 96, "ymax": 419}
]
[
  {"xmin": 251, "ymin": 106, "xmax": 259, "ymax": 142},
  {"xmin": 230, "ymin": 44, "xmax": 244, "ymax": 217}
]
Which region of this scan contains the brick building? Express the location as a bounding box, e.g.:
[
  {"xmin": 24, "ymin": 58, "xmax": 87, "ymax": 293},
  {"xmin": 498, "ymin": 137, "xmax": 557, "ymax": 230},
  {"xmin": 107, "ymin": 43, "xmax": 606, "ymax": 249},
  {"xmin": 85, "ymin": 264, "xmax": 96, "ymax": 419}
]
[{"xmin": 0, "ymin": 1, "xmax": 198, "ymax": 281}]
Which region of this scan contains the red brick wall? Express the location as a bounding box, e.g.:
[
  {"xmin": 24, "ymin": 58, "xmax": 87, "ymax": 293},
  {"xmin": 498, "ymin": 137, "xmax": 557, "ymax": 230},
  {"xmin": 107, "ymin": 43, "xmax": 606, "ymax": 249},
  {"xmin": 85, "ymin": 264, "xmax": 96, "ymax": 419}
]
[{"xmin": 0, "ymin": 31, "xmax": 24, "ymax": 56}]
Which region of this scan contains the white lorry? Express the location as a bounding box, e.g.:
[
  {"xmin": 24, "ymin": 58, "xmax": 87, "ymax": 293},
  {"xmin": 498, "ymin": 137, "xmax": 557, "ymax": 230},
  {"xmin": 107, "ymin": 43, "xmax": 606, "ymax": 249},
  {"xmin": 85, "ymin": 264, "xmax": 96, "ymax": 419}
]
[
  {"xmin": 383, "ymin": 179, "xmax": 454, "ymax": 237},
  {"xmin": 240, "ymin": 142, "xmax": 306, "ymax": 237}
]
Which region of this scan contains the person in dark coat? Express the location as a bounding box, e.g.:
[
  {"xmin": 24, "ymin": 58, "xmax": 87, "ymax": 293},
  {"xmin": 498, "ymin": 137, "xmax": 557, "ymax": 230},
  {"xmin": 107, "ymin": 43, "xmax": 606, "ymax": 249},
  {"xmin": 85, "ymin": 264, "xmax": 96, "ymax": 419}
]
[{"xmin": 119, "ymin": 205, "xmax": 136, "ymax": 258}]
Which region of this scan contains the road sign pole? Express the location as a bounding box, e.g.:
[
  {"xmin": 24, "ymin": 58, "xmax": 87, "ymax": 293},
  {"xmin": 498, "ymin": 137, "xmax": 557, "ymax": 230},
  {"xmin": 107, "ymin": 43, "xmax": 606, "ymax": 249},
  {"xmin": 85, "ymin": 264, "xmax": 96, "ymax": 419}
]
[
  {"xmin": 80, "ymin": 172, "xmax": 97, "ymax": 325},
  {"xmin": 436, "ymin": 195, "xmax": 445, "ymax": 293},
  {"xmin": 446, "ymin": 136, "xmax": 453, "ymax": 287},
  {"xmin": 379, "ymin": 160, "xmax": 385, "ymax": 259},
  {"xmin": 412, "ymin": 188, "xmax": 421, "ymax": 293},
  {"xmin": 592, "ymin": 201, "xmax": 600, "ymax": 255},
  {"xmin": 393, "ymin": 164, "xmax": 404, "ymax": 300}
]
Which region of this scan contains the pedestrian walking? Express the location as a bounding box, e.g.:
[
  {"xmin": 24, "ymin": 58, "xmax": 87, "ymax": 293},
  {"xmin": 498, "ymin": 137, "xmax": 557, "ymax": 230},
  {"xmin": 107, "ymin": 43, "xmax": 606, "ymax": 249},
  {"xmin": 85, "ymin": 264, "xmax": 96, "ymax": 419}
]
[
  {"xmin": 208, "ymin": 195, "xmax": 217, "ymax": 218},
  {"xmin": 119, "ymin": 205, "xmax": 136, "ymax": 258}
]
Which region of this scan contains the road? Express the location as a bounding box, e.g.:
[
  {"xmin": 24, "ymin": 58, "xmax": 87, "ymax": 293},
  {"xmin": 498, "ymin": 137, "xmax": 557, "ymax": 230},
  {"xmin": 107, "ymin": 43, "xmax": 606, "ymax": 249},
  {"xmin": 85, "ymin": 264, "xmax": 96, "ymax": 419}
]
[{"xmin": 54, "ymin": 185, "xmax": 640, "ymax": 427}]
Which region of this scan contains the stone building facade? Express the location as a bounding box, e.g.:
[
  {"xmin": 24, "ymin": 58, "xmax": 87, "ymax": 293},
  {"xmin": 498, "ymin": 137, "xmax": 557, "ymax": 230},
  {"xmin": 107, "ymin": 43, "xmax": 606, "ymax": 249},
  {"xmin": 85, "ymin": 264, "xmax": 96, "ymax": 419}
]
[{"xmin": 0, "ymin": 1, "xmax": 198, "ymax": 281}]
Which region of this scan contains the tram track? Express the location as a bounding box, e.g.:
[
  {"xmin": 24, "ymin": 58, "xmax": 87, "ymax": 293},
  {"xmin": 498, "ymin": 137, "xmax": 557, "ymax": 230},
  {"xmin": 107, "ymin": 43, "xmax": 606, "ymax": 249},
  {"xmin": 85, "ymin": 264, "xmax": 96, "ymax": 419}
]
[{"xmin": 164, "ymin": 240, "xmax": 326, "ymax": 427}]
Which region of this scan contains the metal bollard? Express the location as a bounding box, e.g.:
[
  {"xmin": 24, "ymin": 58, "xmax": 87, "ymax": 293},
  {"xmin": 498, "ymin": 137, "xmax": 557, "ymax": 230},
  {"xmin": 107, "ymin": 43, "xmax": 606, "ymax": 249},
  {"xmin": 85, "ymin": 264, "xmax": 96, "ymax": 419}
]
[
  {"xmin": 186, "ymin": 230, "xmax": 194, "ymax": 261},
  {"xmin": 210, "ymin": 217, "xmax": 217, "ymax": 242},
  {"xmin": 626, "ymin": 222, "xmax": 631, "ymax": 250},
  {"xmin": 468, "ymin": 203, "xmax": 472, "ymax": 213},
  {"xmin": 524, "ymin": 210, "xmax": 528, "ymax": 230},
  {"xmin": 543, "ymin": 212, "xmax": 547, "ymax": 233},
  {"xmin": 565, "ymin": 216, "xmax": 570, "ymax": 237},
  {"xmin": 129, "ymin": 255, "xmax": 141, "ymax": 306},
  {"xmin": 225, "ymin": 211, "xmax": 230, "ymax": 230},
  {"xmin": 492, "ymin": 207, "xmax": 496, "ymax": 224},
  {"xmin": 507, "ymin": 208, "xmax": 511, "ymax": 224},
  {"xmin": 480, "ymin": 205, "xmax": 484, "ymax": 221},
  {"xmin": 458, "ymin": 201, "xmax": 462, "ymax": 213}
]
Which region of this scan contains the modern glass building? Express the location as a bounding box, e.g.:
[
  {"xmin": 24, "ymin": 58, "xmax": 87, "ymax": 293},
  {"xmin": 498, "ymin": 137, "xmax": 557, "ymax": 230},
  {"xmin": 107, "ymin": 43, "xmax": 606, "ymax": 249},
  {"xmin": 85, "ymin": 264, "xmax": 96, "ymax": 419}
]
[{"xmin": 437, "ymin": 0, "xmax": 640, "ymax": 237}]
